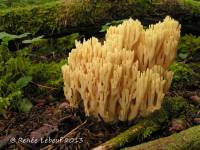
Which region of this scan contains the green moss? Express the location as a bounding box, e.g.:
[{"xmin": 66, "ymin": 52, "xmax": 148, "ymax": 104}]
[
  {"xmin": 0, "ymin": 1, "xmax": 61, "ymax": 35},
  {"xmin": 0, "ymin": 0, "xmax": 57, "ymax": 9},
  {"xmin": 177, "ymin": 34, "xmax": 200, "ymax": 62},
  {"xmin": 162, "ymin": 96, "xmax": 188, "ymax": 119},
  {"xmin": 0, "ymin": 0, "xmax": 154, "ymax": 35},
  {"xmin": 106, "ymin": 122, "xmax": 145, "ymax": 148},
  {"xmin": 170, "ymin": 62, "xmax": 199, "ymax": 89},
  {"xmin": 183, "ymin": 0, "xmax": 200, "ymax": 14},
  {"xmin": 0, "ymin": 43, "xmax": 68, "ymax": 114},
  {"xmin": 1, "ymin": 0, "xmax": 198, "ymax": 36}
]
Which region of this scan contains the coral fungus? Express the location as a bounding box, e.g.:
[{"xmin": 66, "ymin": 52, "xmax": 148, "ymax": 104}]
[{"xmin": 62, "ymin": 16, "xmax": 181, "ymax": 122}]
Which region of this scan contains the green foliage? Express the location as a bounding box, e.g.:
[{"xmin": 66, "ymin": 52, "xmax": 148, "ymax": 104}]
[
  {"xmin": 0, "ymin": 39, "xmax": 68, "ymax": 115},
  {"xmin": 138, "ymin": 109, "xmax": 168, "ymax": 140},
  {"xmin": 28, "ymin": 33, "xmax": 80, "ymax": 62},
  {"xmin": 0, "ymin": 46, "xmax": 31, "ymax": 114},
  {"xmin": 55, "ymin": 33, "xmax": 80, "ymax": 51},
  {"xmin": 27, "ymin": 59, "xmax": 66, "ymax": 88},
  {"xmin": 16, "ymin": 76, "xmax": 32, "ymax": 89},
  {"xmin": 183, "ymin": 0, "xmax": 200, "ymax": 14},
  {"xmin": 0, "ymin": 32, "xmax": 30, "ymax": 46},
  {"xmin": 177, "ymin": 34, "xmax": 200, "ymax": 62},
  {"xmin": 142, "ymin": 126, "xmax": 154, "ymax": 139},
  {"xmin": 170, "ymin": 62, "xmax": 199, "ymax": 89},
  {"xmin": 141, "ymin": 120, "xmax": 160, "ymax": 140},
  {"xmin": 28, "ymin": 33, "xmax": 79, "ymax": 55},
  {"xmin": 0, "ymin": 0, "xmax": 57, "ymax": 9}
]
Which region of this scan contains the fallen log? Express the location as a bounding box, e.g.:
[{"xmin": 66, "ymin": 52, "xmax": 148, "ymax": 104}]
[
  {"xmin": 92, "ymin": 118, "xmax": 162, "ymax": 150},
  {"xmin": 123, "ymin": 125, "xmax": 200, "ymax": 150},
  {"xmin": 0, "ymin": 0, "xmax": 199, "ymax": 36},
  {"xmin": 92, "ymin": 96, "xmax": 192, "ymax": 150}
]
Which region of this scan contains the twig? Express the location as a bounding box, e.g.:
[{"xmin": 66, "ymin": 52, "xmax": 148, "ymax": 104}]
[
  {"xmin": 61, "ymin": 120, "xmax": 87, "ymax": 140},
  {"xmin": 41, "ymin": 120, "xmax": 87, "ymax": 150},
  {"xmin": 30, "ymin": 81, "xmax": 58, "ymax": 90}
]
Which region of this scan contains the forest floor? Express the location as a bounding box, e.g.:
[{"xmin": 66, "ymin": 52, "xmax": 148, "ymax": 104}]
[
  {"xmin": 0, "ymin": 1, "xmax": 200, "ymax": 149},
  {"xmin": 0, "ymin": 89, "xmax": 200, "ymax": 150},
  {"xmin": 0, "ymin": 31, "xmax": 199, "ymax": 149},
  {"xmin": 0, "ymin": 31, "xmax": 199, "ymax": 150},
  {"xmin": 0, "ymin": 98, "xmax": 129, "ymax": 149}
]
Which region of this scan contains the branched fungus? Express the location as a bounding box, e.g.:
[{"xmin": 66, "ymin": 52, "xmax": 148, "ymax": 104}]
[{"xmin": 62, "ymin": 16, "xmax": 181, "ymax": 122}]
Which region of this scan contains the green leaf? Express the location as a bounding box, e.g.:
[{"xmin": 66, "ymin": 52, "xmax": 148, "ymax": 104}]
[
  {"xmin": 100, "ymin": 26, "xmax": 109, "ymax": 32},
  {"xmin": 100, "ymin": 19, "xmax": 124, "ymax": 32},
  {"xmin": 0, "ymin": 32, "xmax": 30, "ymax": 46},
  {"xmin": 22, "ymin": 35, "xmax": 44, "ymax": 44},
  {"xmin": 18, "ymin": 98, "xmax": 33, "ymax": 113},
  {"xmin": 16, "ymin": 76, "xmax": 32, "ymax": 89},
  {"xmin": 0, "ymin": 32, "xmax": 30, "ymax": 41},
  {"xmin": 178, "ymin": 53, "xmax": 189, "ymax": 59}
]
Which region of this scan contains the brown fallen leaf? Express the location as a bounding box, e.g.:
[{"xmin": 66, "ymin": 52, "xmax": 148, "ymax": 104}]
[
  {"xmin": 190, "ymin": 95, "xmax": 200, "ymax": 104},
  {"xmin": 58, "ymin": 102, "xmax": 70, "ymax": 109},
  {"xmin": 30, "ymin": 124, "xmax": 58, "ymax": 141}
]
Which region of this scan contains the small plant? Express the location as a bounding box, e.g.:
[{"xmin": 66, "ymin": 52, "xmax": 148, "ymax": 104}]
[
  {"xmin": 0, "ymin": 32, "xmax": 74, "ymax": 115},
  {"xmin": 0, "ymin": 45, "xmax": 32, "ymax": 114}
]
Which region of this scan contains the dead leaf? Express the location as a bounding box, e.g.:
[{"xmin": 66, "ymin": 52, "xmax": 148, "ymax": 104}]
[
  {"xmin": 58, "ymin": 102, "xmax": 69, "ymax": 109},
  {"xmin": 30, "ymin": 124, "xmax": 58, "ymax": 141},
  {"xmin": 190, "ymin": 95, "xmax": 200, "ymax": 104}
]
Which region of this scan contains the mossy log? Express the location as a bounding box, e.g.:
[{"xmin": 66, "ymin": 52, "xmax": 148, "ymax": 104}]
[
  {"xmin": 92, "ymin": 119, "xmax": 162, "ymax": 150},
  {"xmin": 123, "ymin": 125, "xmax": 200, "ymax": 150},
  {"xmin": 0, "ymin": 0, "xmax": 199, "ymax": 36},
  {"xmin": 92, "ymin": 96, "xmax": 191, "ymax": 150}
]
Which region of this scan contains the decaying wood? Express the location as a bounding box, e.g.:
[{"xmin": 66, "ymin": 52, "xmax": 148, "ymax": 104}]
[
  {"xmin": 92, "ymin": 120, "xmax": 159, "ymax": 150},
  {"xmin": 0, "ymin": 0, "xmax": 199, "ymax": 36},
  {"xmin": 123, "ymin": 125, "xmax": 200, "ymax": 150}
]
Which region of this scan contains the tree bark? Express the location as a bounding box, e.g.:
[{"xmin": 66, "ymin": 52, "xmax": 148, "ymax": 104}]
[
  {"xmin": 0, "ymin": 0, "xmax": 199, "ymax": 36},
  {"xmin": 123, "ymin": 125, "xmax": 200, "ymax": 150}
]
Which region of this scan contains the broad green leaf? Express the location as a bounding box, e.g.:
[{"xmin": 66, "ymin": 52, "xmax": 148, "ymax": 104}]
[
  {"xmin": 16, "ymin": 76, "xmax": 32, "ymax": 89},
  {"xmin": 0, "ymin": 32, "xmax": 30, "ymax": 41},
  {"xmin": 0, "ymin": 32, "xmax": 30, "ymax": 46}
]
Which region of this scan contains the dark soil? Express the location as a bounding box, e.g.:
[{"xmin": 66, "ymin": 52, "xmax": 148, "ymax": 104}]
[
  {"xmin": 0, "ymin": 88, "xmax": 199, "ymax": 150},
  {"xmin": 0, "ymin": 99, "xmax": 131, "ymax": 150}
]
